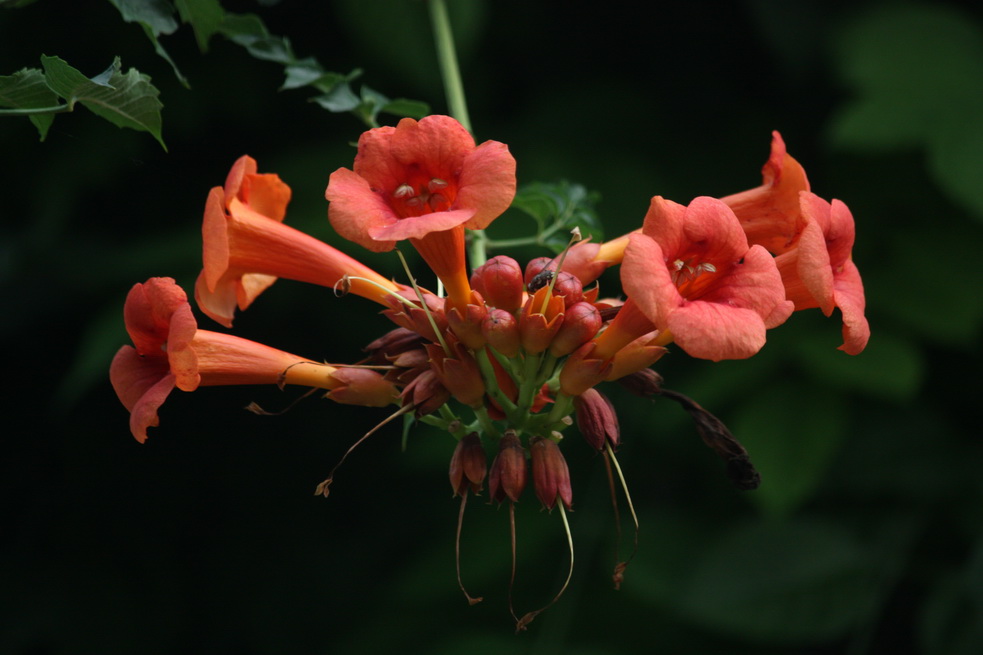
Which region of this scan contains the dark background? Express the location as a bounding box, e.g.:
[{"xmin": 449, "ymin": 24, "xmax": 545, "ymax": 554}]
[{"xmin": 3, "ymin": 1, "xmax": 982, "ymax": 653}]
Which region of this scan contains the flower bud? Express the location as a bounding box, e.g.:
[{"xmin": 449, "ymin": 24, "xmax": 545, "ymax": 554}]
[
  {"xmin": 363, "ymin": 327, "xmax": 427, "ymax": 363},
  {"xmin": 549, "ymin": 301, "xmax": 602, "ymax": 357},
  {"xmin": 382, "ymin": 290, "xmax": 447, "ymax": 343},
  {"xmin": 551, "ymin": 271, "xmax": 584, "ymax": 306},
  {"xmin": 524, "ymin": 256, "xmax": 554, "ymax": 290},
  {"xmin": 471, "ymin": 256, "xmax": 524, "ymax": 312},
  {"xmin": 325, "ymin": 368, "xmax": 399, "ymax": 407},
  {"xmin": 529, "ymin": 436, "xmax": 573, "ymax": 510},
  {"xmin": 482, "ymin": 308, "xmax": 521, "ymax": 357},
  {"xmin": 519, "ymin": 286, "xmax": 565, "ymax": 354},
  {"xmin": 446, "ymin": 290, "xmax": 488, "ymax": 350},
  {"xmin": 488, "ymin": 430, "xmax": 527, "ymax": 503},
  {"xmin": 449, "ymin": 432, "xmax": 487, "ymax": 497},
  {"xmin": 426, "ymin": 338, "xmax": 485, "ymax": 408},
  {"xmin": 617, "ymin": 368, "xmax": 664, "ymax": 397},
  {"xmin": 558, "ymin": 342, "xmax": 612, "ymax": 396},
  {"xmin": 401, "ymin": 369, "xmax": 450, "ymax": 416},
  {"xmin": 574, "ymin": 388, "xmax": 620, "ymax": 451}
]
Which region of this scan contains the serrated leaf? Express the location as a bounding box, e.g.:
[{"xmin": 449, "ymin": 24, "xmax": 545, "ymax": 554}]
[
  {"xmin": 379, "ymin": 98, "xmax": 430, "ymax": 120},
  {"xmin": 311, "ymin": 83, "xmax": 360, "ymax": 113},
  {"xmin": 218, "ymin": 12, "xmax": 295, "ymax": 64},
  {"xmin": 40, "ymin": 56, "xmax": 166, "ymax": 150},
  {"xmin": 109, "ymin": 0, "xmax": 179, "ymax": 35},
  {"xmin": 0, "ymin": 67, "xmax": 60, "ymax": 139},
  {"xmin": 108, "ymin": 0, "xmax": 190, "ymax": 88},
  {"xmin": 511, "ymin": 181, "xmax": 603, "ymax": 252},
  {"xmin": 281, "ymin": 58, "xmax": 332, "ymax": 90},
  {"xmin": 730, "ymin": 383, "xmax": 846, "ymax": 517},
  {"xmin": 175, "ymin": 0, "xmax": 225, "ymax": 52}
]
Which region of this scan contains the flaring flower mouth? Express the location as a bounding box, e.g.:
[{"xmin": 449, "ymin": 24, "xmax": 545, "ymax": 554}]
[
  {"xmin": 620, "ymin": 196, "xmax": 793, "ymax": 361},
  {"xmin": 111, "ymin": 277, "xmax": 397, "ymax": 443},
  {"xmin": 197, "ymin": 155, "xmax": 402, "ymax": 327},
  {"xmin": 326, "ymin": 114, "xmax": 517, "ymax": 252}
]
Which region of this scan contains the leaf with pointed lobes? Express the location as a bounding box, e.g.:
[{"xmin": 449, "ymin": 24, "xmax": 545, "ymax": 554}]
[
  {"xmin": 471, "ymin": 255, "xmax": 525, "ymax": 312},
  {"xmin": 489, "ymin": 431, "xmax": 528, "ymax": 503},
  {"xmin": 449, "ymin": 433, "xmax": 487, "ymax": 497},
  {"xmin": 574, "ymin": 388, "xmax": 620, "ymax": 451},
  {"xmin": 659, "ymin": 388, "xmax": 761, "ymax": 490},
  {"xmin": 529, "ymin": 437, "xmax": 573, "ymax": 510}
]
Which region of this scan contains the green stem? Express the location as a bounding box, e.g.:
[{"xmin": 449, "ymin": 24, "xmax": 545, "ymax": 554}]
[
  {"xmin": 428, "ymin": 0, "xmax": 489, "ymax": 269},
  {"xmin": 0, "ymin": 104, "xmax": 70, "ymax": 116},
  {"xmin": 428, "ymin": 0, "xmax": 471, "ymax": 133}
]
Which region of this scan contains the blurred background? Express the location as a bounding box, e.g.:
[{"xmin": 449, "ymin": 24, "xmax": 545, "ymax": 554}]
[{"xmin": 3, "ymin": 0, "xmax": 982, "ymax": 653}]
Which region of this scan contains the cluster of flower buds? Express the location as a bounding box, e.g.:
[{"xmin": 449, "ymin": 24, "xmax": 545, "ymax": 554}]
[{"xmin": 110, "ymin": 115, "xmax": 868, "ymax": 627}]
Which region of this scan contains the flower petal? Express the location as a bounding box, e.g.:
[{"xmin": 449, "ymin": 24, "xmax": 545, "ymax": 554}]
[
  {"xmin": 326, "ymin": 167, "xmax": 399, "ymax": 252},
  {"xmin": 835, "ymin": 260, "xmax": 870, "ymax": 355},
  {"xmin": 457, "ymin": 140, "xmax": 517, "ymax": 229}
]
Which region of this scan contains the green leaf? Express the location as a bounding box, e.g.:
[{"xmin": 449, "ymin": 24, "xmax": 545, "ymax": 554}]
[
  {"xmin": 795, "ymin": 328, "xmax": 924, "ymax": 402},
  {"xmin": 40, "ymin": 56, "xmax": 166, "ymax": 150},
  {"xmin": 311, "ymin": 83, "xmax": 360, "ymax": 113},
  {"xmin": 678, "ymin": 518, "xmax": 883, "ymax": 643},
  {"xmin": 0, "ymin": 67, "xmax": 60, "ymax": 139},
  {"xmin": 218, "ymin": 12, "xmax": 295, "ymax": 64},
  {"xmin": 281, "ymin": 58, "xmax": 337, "ymax": 91},
  {"xmin": 379, "ymin": 97, "xmax": 430, "ymax": 120},
  {"xmin": 510, "ymin": 181, "xmax": 603, "ymax": 252},
  {"xmin": 730, "ymin": 382, "xmax": 846, "ymax": 517},
  {"xmin": 829, "ymin": 4, "xmax": 983, "ymax": 221},
  {"xmin": 109, "ymin": 0, "xmax": 178, "ymax": 34},
  {"xmin": 108, "ymin": 0, "xmax": 190, "ymax": 88},
  {"xmin": 175, "ymin": 0, "xmax": 225, "ymax": 52}
]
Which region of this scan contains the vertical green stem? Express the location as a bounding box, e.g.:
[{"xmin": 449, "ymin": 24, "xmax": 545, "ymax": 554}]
[
  {"xmin": 428, "ymin": 0, "xmax": 472, "ymax": 133},
  {"xmin": 428, "ymin": 0, "xmax": 488, "ymax": 269}
]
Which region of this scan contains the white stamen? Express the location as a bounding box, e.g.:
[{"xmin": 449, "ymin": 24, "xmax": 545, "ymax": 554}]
[{"xmin": 393, "ymin": 183, "xmax": 415, "ymax": 198}]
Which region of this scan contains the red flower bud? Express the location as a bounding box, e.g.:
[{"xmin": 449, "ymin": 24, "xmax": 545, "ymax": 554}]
[
  {"xmin": 558, "ymin": 342, "xmax": 612, "ymax": 396},
  {"xmin": 426, "ymin": 338, "xmax": 486, "ymax": 408},
  {"xmin": 524, "ymin": 256, "xmax": 553, "ymax": 287},
  {"xmin": 549, "ymin": 301, "xmax": 602, "ymax": 357},
  {"xmin": 482, "ymin": 308, "xmax": 521, "ymax": 357},
  {"xmin": 401, "ymin": 369, "xmax": 450, "ymax": 416},
  {"xmin": 574, "ymin": 388, "xmax": 620, "ymax": 451},
  {"xmin": 551, "ymin": 271, "xmax": 584, "ymax": 306},
  {"xmin": 363, "ymin": 327, "xmax": 427, "ymax": 362},
  {"xmin": 529, "ymin": 436, "xmax": 573, "ymax": 510},
  {"xmin": 449, "ymin": 432, "xmax": 487, "ymax": 497},
  {"xmin": 471, "ymin": 256, "xmax": 525, "ymax": 312},
  {"xmin": 382, "ymin": 290, "xmax": 447, "ymax": 343},
  {"xmin": 617, "ymin": 368, "xmax": 664, "ymax": 397},
  {"xmin": 446, "ymin": 290, "xmax": 488, "ymax": 350},
  {"xmin": 488, "ymin": 430, "xmax": 528, "ymax": 503}
]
